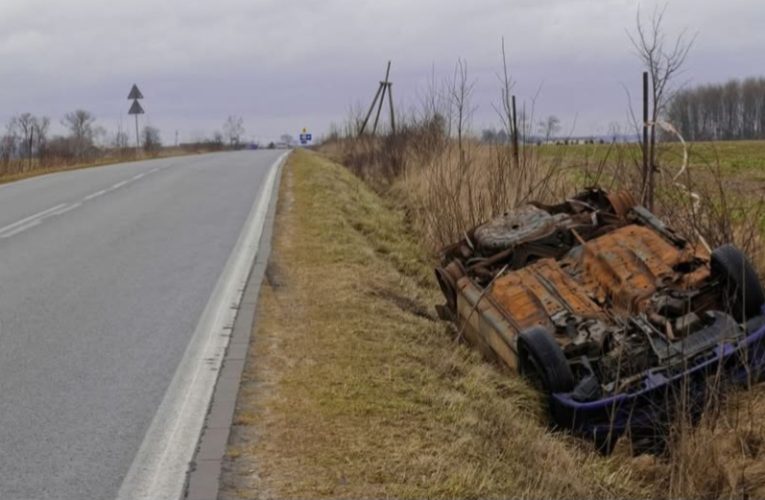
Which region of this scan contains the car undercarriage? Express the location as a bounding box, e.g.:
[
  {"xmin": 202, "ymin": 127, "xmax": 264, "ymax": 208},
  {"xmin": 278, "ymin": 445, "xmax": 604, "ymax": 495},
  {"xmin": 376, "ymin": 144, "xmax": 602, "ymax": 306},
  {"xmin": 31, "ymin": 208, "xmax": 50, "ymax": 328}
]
[{"xmin": 436, "ymin": 188, "xmax": 765, "ymax": 447}]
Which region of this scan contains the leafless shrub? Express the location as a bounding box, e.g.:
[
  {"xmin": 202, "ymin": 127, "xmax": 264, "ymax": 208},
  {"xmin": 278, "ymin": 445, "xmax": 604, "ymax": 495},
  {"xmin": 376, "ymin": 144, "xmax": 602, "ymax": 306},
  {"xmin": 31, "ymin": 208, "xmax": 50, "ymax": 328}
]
[
  {"xmin": 581, "ymin": 135, "xmax": 765, "ymax": 273},
  {"xmin": 142, "ymin": 126, "xmax": 163, "ymax": 155},
  {"xmin": 628, "ymin": 3, "xmax": 696, "ymax": 209}
]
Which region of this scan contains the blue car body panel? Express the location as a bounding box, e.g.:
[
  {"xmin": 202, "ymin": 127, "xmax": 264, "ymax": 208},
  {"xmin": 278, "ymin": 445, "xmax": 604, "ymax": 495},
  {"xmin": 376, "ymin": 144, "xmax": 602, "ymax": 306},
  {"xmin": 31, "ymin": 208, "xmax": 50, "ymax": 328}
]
[{"xmin": 550, "ymin": 312, "xmax": 765, "ymax": 443}]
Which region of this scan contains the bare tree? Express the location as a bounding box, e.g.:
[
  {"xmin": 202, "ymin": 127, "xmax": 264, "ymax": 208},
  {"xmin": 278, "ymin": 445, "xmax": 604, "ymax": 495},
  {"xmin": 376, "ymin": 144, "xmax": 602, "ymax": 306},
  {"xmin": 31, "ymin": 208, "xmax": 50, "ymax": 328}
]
[
  {"xmin": 32, "ymin": 116, "xmax": 49, "ymax": 158},
  {"xmin": 142, "ymin": 126, "xmax": 162, "ymax": 154},
  {"xmin": 8, "ymin": 113, "xmax": 50, "ymax": 169},
  {"xmin": 481, "ymin": 128, "xmax": 497, "ymax": 143},
  {"xmin": 537, "ymin": 115, "xmax": 561, "ymax": 142},
  {"xmin": 628, "ymin": 4, "xmax": 695, "ymax": 208},
  {"xmin": 1, "ymin": 119, "xmax": 20, "ymax": 168},
  {"xmin": 449, "ymin": 58, "xmax": 476, "ymax": 165},
  {"xmin": 223, "ymin": 116, "xmax": 245, "ymax": 148},
  {"xmin": 280, "ymin": 134, "xmax": 294, "ymax": 146},
  {"xmin": 0, "ymin": 134, "xmax": 14, "ymax": 167},
  {"xmin": 211, "ymin": 131, "xmax": 225, "ymax": 150},
  {"xmin": 668, "ymin": 76, "xmax": 765, "ymax": 141},
  {"xmin": 9, "ymin": 114, "xmax": 34, "ymax": 169},
  {"xmin": 62, "ymin": 110, "xmax": 96, "ymax": 159},
  {"xmin": 493, "ymin": 37, "xmax": 519, "ymax": 168},
  {"xmin": 113, "ymin": 122, "xmax": 130, "ymax": 152}
]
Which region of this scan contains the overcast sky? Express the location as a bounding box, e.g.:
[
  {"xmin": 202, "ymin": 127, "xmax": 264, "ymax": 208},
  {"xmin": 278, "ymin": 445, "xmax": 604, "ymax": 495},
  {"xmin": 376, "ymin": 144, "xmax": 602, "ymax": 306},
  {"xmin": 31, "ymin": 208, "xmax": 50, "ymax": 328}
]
[{"xmin": 0, "ymin": 0, "xmax": 762, "ymax": 144}]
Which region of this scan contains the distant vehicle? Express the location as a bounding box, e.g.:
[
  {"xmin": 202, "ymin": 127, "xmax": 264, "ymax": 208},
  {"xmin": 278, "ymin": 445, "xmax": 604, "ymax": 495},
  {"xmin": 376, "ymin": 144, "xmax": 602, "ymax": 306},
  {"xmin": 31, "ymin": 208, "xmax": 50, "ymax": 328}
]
[{"xmin": 435, "ymin": 188, "xmax": 765, "ymax": 452}]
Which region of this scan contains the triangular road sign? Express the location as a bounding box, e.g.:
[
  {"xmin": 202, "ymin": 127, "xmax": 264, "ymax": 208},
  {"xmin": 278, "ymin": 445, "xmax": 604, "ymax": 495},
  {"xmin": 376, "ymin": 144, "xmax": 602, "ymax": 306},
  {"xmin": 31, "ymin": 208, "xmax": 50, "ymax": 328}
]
[
  {"xmin": 128, "ymin": 84, "xmax": 144, "ymax": 100},
  {"xmin": 128, "ymin": 100, "xmax": 145, "ymax": 115}
]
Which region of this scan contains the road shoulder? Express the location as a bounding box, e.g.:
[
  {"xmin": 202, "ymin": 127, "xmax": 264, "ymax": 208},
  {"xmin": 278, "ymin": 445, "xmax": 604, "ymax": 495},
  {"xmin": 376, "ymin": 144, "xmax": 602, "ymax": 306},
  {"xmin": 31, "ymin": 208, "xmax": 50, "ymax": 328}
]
[{"xmin": 182, "ymin": 154, "xmax": 285, "ymax": 500}]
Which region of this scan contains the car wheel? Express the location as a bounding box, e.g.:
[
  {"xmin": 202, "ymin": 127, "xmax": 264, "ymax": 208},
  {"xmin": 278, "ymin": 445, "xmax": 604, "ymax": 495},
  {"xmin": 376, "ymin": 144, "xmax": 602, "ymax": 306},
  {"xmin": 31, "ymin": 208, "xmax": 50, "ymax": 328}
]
[
  {"xmin": 711, "ymin": 244, "xmax": 765, "ymax": 322},
  {"xmin": 517, "ymin": 326, "xmax": 575, "ymax": 393}
]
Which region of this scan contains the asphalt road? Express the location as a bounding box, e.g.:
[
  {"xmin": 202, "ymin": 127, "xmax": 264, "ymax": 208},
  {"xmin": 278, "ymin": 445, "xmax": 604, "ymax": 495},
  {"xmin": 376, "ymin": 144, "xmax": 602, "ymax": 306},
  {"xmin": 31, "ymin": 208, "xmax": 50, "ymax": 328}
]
[{"xmin": 0, "ymin": 150, "xmax": 283, "ymax": 499}]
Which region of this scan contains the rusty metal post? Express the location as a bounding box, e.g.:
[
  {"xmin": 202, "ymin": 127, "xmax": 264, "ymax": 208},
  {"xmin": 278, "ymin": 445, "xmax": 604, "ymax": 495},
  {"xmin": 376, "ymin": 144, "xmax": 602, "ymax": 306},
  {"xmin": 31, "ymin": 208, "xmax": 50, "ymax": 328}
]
[
  {"xmin": 511, "ymin": 95, "xmax": 520, "ymax": 168},
  {"xmin": 642, "ymin": 71, "xmax": 650, "ymax": 209}
]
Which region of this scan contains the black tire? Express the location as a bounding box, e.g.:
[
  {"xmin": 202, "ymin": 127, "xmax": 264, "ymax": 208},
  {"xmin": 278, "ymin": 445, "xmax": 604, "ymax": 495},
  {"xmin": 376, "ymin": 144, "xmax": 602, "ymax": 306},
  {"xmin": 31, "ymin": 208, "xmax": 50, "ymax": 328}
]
[
  {"xmin": 711, "ymin": 244, "xmax": 765, "ymax": 322},
  {"xmin": 517, "ymin": 326, "xmax": 575, "ymax": 393}
]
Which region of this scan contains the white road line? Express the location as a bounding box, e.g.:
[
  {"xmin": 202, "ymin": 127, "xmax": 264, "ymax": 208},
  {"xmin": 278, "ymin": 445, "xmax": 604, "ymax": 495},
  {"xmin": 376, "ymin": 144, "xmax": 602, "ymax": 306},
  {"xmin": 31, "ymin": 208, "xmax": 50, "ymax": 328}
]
[
  {"xmin": 116, "ymin": 151, "xmax": 289, "ymax": 500},
  {"xmin": 50, "ymin": 202, "xmax": 82, "ymax": 216},
  {"xmin": 0, "ymin": 203, "xmax": 81, "ymax": 238},
  {"xmin": 0, "ymin": 204, "xmax": 67, "ymax": 236},
  {"xmin": 0, "ymin": 167, "xmax": 152, "ymax": 240},
  {"xmin": 83, "ymin": 189, "xmax": 108, "ymax": 201},
  {"xmin": 0, "ymin": 220, "xmax": 43, "ymax": 238}
]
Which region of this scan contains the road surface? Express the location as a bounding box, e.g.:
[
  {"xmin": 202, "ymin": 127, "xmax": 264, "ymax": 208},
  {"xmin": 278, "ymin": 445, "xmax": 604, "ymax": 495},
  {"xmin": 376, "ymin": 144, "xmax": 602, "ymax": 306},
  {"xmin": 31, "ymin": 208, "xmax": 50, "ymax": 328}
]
[{"xmin": 0, "ymin": 150, "xmax": 284, "ymax": 499}]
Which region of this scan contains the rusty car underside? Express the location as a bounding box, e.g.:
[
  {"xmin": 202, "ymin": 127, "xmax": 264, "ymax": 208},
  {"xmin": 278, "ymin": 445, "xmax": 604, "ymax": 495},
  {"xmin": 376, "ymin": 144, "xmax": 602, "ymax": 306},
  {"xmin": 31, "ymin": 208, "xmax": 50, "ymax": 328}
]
[{"xmin": 435, "ymin": 188, "xmax": 750, "ymax": 401}]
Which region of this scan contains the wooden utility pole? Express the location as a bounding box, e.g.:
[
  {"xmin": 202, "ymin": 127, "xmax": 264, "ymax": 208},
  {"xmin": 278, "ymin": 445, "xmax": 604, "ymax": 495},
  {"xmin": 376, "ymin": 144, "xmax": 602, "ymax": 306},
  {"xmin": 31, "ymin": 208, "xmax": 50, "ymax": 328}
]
[
  {"xmin": 387, "ymin": 82, "xmax": 396, "ymax": 133},
  {"xmin": 361, "ymin": 85, "xmax": 384, "ymax": 134},
  {"xmin": 372, "ymin": 62, "xmax": 390, "ymax": 133},
  {"xmin": 359, "ymin": 61, "xmax": 396, "ymax": 136}
]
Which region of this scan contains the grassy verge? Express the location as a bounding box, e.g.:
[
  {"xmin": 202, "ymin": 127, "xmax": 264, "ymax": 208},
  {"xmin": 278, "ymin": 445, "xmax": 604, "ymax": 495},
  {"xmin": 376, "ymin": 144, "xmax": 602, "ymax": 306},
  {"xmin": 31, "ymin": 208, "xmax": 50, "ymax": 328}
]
[{"xmin": 219, "ymin": 149, "xmax": 651, "ymax": 499}]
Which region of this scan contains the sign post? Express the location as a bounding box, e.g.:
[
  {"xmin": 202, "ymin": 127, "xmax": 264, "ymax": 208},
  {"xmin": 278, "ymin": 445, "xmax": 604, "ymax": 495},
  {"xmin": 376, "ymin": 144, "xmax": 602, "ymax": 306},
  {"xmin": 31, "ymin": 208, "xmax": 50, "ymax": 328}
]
[
  {"xmin": 299, "ymin": 128, "xmax": 312, "ymax": 146},
  {"xmin": 128, "ymin": 84, "xmax": 145, "ymax": 157}
]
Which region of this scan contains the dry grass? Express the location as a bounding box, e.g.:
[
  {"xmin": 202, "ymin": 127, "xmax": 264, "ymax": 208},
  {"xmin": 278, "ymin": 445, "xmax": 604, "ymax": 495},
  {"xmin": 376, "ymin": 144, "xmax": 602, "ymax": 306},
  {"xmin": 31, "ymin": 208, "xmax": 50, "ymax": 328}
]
[
  {"xmin": 660, "ymin": 385, "xmax": 765, "ymax": 498},
  {"xmin": 324, "ymin": 134, "xmax": 765, "ymax": 268},
  {"xmin": 219, "ymin": 149, "xmax": 655, "ymax": 499},
  {"xmin": 319, "ymin": 130, "xmax": 765, "ymax": 499},
  {"xmin": 322, "ymin": 136, "xmax": 572, "ymax": 251}
]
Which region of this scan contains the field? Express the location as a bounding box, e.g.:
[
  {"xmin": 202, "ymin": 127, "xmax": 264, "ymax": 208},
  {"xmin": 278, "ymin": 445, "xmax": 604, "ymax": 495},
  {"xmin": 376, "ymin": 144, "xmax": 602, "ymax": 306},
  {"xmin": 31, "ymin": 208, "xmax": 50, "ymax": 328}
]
[
  {"xmin": 538, "ymin": 140, "xmax": 765, "ymax": 173},
  {"xmin": 535, "ymin": 140, "xmax": 765, "ymax": 191}
]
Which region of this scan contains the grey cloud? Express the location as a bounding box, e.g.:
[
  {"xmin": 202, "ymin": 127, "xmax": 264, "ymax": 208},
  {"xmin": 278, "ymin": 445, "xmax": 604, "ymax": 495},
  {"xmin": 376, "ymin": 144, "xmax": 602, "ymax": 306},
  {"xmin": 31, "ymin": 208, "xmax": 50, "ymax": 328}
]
[{"xmin": 0, "ymin": 0, "xmax": 762, "ymax": 142}]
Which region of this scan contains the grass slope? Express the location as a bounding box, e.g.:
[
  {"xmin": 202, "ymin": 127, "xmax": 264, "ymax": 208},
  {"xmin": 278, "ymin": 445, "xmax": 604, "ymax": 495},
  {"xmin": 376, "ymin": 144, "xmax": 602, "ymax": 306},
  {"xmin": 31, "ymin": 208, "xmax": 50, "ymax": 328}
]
[{"xmin": 220, "ymin": 149, "xmax": 649, "ymax": 499}]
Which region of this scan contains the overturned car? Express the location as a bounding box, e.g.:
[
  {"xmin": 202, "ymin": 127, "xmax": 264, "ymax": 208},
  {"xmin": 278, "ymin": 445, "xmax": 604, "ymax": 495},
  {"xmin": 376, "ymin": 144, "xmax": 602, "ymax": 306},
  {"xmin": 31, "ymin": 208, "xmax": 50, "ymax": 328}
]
[{"xmin": 435, "ymin": 188, "xmax": 765, "ymax": 451}]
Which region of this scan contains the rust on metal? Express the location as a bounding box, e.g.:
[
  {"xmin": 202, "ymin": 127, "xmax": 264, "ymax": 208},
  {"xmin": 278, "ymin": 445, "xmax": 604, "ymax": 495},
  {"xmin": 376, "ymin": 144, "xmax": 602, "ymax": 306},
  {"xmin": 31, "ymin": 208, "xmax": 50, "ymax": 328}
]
[
  {"xmin": 490, "ymin": 258, "xmax": 604, "ymax": 333},
  {"xmin": 569, "ymin": 224, "xmax": 709, "ymax": 314},
  {"xmin": 606, "ymin": 190, "xmax": 637, "ymax": 218},
  {"xmin": 436, "ymin": 187, "xmax": 721, "ymax": 387}
]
